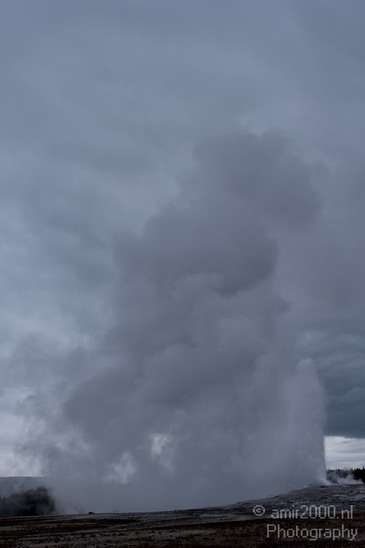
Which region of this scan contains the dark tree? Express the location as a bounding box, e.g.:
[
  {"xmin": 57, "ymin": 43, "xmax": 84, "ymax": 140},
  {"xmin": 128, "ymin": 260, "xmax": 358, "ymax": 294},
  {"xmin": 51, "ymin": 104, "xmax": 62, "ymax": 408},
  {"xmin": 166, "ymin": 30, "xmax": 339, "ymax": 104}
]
[
  {"xmin": 0, "ymin": 486, "xmax": 56, "ymax": 517},
  {"xmin": 352, "ymin": 467, "xmax": 365, "ymax": 483}
]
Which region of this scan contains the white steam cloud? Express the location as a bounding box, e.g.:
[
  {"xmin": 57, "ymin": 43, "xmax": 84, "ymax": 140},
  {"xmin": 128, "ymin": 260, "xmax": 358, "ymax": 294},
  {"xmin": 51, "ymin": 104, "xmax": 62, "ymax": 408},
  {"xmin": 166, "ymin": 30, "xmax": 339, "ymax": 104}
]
[{"xmin": 32, "ymin": 131, "xmax": 326, "ymax": 511}]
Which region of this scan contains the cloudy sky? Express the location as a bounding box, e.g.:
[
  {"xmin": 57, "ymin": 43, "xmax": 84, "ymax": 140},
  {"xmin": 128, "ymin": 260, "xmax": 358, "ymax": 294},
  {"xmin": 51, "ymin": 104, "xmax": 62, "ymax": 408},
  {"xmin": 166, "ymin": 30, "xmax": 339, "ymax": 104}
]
[{"xmin": 1, "ymin": 0, "xmax": 365, "ymax": 510}]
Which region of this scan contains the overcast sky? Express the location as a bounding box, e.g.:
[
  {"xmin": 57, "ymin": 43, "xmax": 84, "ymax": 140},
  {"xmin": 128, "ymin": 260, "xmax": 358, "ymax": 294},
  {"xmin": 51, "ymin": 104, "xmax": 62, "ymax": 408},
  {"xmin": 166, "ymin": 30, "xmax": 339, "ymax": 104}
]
[{"xmin": 1, "ymin": 0, "xmax": 365, "ymax": 510}]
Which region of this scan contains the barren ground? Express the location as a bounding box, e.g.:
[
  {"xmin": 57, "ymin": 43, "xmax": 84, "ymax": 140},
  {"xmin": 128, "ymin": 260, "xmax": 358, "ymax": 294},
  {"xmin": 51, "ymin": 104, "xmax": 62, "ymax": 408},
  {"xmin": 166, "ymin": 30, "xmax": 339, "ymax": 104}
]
[{"xmin": 1, "ymin": 484, "xmax": 365, "ymax": 547}]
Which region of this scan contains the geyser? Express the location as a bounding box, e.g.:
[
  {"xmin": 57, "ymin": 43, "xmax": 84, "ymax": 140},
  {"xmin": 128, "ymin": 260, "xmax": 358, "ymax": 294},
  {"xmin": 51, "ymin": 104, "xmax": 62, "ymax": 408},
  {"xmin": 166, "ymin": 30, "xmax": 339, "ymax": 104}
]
[{"xmin": 38, "ymin": 131, "xmax": 326, "ymax": 511}]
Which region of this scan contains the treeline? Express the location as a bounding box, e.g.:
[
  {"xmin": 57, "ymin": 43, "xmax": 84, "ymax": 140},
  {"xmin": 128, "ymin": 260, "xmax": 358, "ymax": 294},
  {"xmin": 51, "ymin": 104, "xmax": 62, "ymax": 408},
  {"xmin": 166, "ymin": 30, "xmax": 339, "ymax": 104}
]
[
  {"xmin": 352, "ymin": 468, "xmax": 365, "ymax": 482},
  {"xmin": 327, "ymin": 468, "xmax": 365, "ymax": 483},
  {"xmin": 0, "ymin": 486, "xmax": 56, "ymax": 517}
]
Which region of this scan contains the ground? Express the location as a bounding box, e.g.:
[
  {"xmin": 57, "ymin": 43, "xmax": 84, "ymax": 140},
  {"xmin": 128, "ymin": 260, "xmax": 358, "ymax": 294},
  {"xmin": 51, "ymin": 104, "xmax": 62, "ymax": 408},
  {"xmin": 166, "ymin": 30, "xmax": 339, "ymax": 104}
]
[{"xmin": 1, "ymin": 484, "xmax": 365, "ymax": 546}]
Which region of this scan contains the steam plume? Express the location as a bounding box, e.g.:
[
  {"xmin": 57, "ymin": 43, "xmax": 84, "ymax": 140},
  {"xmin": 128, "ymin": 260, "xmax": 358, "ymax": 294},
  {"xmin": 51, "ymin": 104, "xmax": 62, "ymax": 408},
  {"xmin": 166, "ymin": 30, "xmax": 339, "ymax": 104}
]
[{"xmin": 35, "ymin": 131, "xmax": 326, "ymax": 511}]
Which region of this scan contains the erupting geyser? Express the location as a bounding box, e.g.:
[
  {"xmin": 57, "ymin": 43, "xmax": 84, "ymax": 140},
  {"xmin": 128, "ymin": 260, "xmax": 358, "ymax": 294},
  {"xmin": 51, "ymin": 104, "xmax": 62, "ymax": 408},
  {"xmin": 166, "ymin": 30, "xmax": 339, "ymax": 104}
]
[{"xmin": 40, "ymin": 131, "xmax": 326, "ymax": 511}]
